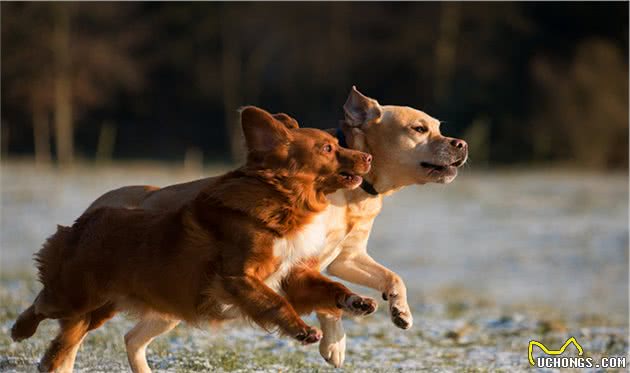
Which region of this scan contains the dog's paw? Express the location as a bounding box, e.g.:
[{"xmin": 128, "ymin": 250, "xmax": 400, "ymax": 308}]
[
  {"xmin": 11, "ymin": 320, "xmax": 37, "ymax": 342},
  {"xmin": 319, "ymin": 332, "xmax": 346, "ymax": 368},
  {"xmin": 390, "ymin": 300, "xmax": 413, "ymax": 330},
  {"xmin": 295, "ymin": 326, "xmax": 322, "ymax": 345},
  {"xmin": 10, "ymin": 323, "xmax": 27, "ymax": 342},
  {"xmin": 338, "ymin": 294, "xmax": 377, "ymax": 316}
]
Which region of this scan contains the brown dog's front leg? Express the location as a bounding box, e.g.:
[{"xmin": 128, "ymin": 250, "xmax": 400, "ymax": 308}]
[
  {"xmin": 282, "ymin": 265, "xmax": 377, "ymax": 317},
  {"xmin": 222, "ymin": 275, "xmax": 321, "ymax": 344}
]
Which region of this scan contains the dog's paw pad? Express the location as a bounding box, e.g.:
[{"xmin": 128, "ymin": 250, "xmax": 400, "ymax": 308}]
[
  {"xmin": 296, "ymin": 327, "xmax": 322, "ymax": 344},
  {"xmin": 342, "ymin": 295, "xmax": 377, "ymax": 316},
  {"xmin": 390, "ymin": 307, "xmax": 413, "ymax": 329}
]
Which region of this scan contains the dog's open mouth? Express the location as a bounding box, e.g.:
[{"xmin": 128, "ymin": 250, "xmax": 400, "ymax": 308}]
[
  {"xmin": 338, "ymin": 172, "xmax": 363, "ymax": 189},
  {"xmin": 421, "ymin": 158, "xmax": 465, "ymax": 172}
]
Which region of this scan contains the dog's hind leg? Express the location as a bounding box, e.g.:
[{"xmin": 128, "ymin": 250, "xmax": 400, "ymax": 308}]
[
  {"xmin": 56, "ymin": 303, "xmax": 118, "ymax": 373},
  {"xmin": 38, "ymin": 315, "xmax": 92, "ymax": 373},
  {"xmin": 125, "ymin": 315, "xmax": 179, "ymax": 373}
]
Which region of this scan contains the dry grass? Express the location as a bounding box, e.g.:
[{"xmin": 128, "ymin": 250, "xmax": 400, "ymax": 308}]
[{"xmin": 1, "ymin": 163, "xmax": 627, "ymax": 371}]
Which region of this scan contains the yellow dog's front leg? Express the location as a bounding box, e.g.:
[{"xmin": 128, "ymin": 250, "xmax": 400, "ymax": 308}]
[{"xmin": 327, "ymin": 252, "xmax": 413, "ymax": 330}]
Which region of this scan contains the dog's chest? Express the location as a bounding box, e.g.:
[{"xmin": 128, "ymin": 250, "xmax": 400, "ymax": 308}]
[{"xmin": 264, "ymin": 213, "xmax": 328, "ymax": 293}]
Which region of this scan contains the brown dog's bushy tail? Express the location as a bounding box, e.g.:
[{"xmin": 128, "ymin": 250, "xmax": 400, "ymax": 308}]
[
  {"xmin": 11, "ymin": 293, "xmax": 46, "ymax": 342},
  {"xmin": 34, "ymin": 224, "xmax": 76, "ymax": 290}
]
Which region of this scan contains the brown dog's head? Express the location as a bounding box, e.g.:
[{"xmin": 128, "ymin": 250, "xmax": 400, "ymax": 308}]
[
  {"xmin": 240, "ymin": 106, "xmax": 372, "ymax": 194},
  {"xmin": 341, "ymin": 86, "xmax": 468, "ymax": 191}
]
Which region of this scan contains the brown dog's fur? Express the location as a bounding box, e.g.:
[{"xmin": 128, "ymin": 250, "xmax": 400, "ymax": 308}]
[{"xmin": 11, "ymin": 107, "xmax": 374, "ymax": 372}]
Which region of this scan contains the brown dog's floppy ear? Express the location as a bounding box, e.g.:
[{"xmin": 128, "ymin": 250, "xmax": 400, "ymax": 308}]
[
  {"xmin": 272, "ymin": 113, "xmax": 300, "ymax": 129},
  {"xmin": 240, "ymin": 106, "xmax": 291, "ymax": 153},
  {"xmin": 343, "ymin": 85, "xmax": 382, "ymax": 127}
]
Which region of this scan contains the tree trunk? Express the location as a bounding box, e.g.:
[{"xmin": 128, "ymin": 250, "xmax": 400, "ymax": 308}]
[
  {"xmin": 1, "ymin": 121, "xmax": 9, "ymax": 159},
  {"xmin": 434, "ymin": 3, "xmax": 460, "ymax": 103},
  {"xmin": 329, "ymin": 3, "xmax": 349, "ymax": 88},
  {"xmin": 221, "ymin": 8, "xmax": 244, "ymax": 165},
  {"xmin": 53, "ymin": 4, "xmax": 74, "ymax": 166},
  {"xmin": 243, "ymin": 42, "xmax": 272, "ymax": 106},
  {"xmin": 96, "ymin": 121, "xmax": 116, "ymax": 163},
  {"xmin": 32, "ymin": 104, "xmax": 51, "ymax": 166}
]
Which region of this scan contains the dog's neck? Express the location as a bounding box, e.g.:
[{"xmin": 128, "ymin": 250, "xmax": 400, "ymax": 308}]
[
  {"xmin": 363, "ymin": 170, "xmax": 406, "ymax": 196},
  {"xmin": 336, "ymin": 127, "xmax": 380, "ymax": 197},
  {"xmin": 337, "ymin": 126, "xmax": 404, "ymax": 197},
  {"xmin": 194, "ymin": 167, "xmax": 329, "ymax": 236}
]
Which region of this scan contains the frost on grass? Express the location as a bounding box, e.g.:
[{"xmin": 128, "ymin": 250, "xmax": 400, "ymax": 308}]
[{"xmin": 1, "ymin": 164, "xmax": 627, "ymax": 371}]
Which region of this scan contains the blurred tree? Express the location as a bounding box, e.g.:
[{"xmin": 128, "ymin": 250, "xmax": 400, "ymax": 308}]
[
  {"xmin": 2, "ymin": 3, "xmax": 146, "ymax": 165},
  {"xmin": 1, "ymin": 2, "xmax": 627, "ymax": 168},
  {"xmin": 52, "ymin": 3, "xmax": 73, "ymax": 164},
  {"xmin": 220, "ymin": 4, "xmax": 244, "ymax": 163},
  {"xmin": 434, "ymin": 3, "xmax": 461, "ymax": 102},
  {"xmin": 2, "ymin": 4, "xmax": 55, "ymax": 165},
  {"xmin": 531, "ymin": 39, "xmax": 628, "ymax": 168}
]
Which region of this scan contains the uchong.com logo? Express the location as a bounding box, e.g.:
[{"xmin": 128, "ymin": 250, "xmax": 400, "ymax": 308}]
[{"xmin": 528, "ymin": 337, "xmax": 627, "ymax": 369}]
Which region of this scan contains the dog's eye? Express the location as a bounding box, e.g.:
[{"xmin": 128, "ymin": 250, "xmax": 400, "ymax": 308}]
[
  {"xmin": 412, "ymin": 126, "xmax": 428, "ymax": 134},
  {"xmin": 323, "ymin": 144, "xmax": 333, "ymax": 153}
]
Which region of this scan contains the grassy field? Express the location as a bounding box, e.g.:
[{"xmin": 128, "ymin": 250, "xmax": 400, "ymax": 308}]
[{"xmin": 1, "ymin": 162, "xmax": 628, "ymax": 372}]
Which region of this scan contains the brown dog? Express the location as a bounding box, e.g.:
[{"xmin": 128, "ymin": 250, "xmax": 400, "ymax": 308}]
[
  {"xmin": 79, "ymin": 86, "xmax": 469, "ymax": 368},
  {"xmin": 11, "ymin": 106, "xmax": 375, "ymax": 372}
]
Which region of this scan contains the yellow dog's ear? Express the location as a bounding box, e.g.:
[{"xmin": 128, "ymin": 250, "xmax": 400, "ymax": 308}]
[
  {"xmin": 338, "ymin": 121, "xmax": 368, "ymax": 153},
  {"xmin": 343, "ymin": 85, "xmax": 383, "ymax": 127}
]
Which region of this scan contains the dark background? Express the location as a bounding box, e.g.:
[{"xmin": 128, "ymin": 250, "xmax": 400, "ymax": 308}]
[{"xmin": 2, "ymin": 2, "xmax": 628, "ymax": 168}]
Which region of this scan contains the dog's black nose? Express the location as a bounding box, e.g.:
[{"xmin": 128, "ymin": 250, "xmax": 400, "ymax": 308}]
[{"xmin": 450, "ymin": 139, "xmax": 467, "ymax": 150}]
